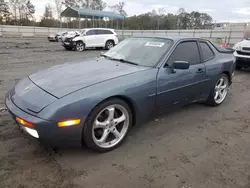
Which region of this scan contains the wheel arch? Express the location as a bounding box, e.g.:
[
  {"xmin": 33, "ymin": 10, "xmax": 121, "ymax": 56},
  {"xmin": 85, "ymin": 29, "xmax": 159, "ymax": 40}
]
[
  {"xmin": 222, "ymin": 71, "xmax": 231, "ymax": 85},
  {"xmin": 87, "ymin": 95, "xmax": 137, "ymax": 127},
  {"xmin": 106, "ymin": 39, "xmax": 115, "ymax": 44}
]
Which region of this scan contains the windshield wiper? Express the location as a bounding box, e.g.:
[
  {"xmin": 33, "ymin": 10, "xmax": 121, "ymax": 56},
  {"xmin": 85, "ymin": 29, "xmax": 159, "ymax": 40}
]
[
  {"xmin": 100, "ymin": 55, "xmax": 139, "ymax": 66},
  {"xmin": 100, "ymin": 54, "xmax": 112, "ymax": 59},
  {"xmin": 117, "ymin": 59, "xmax": 139, "ymax": 66}
]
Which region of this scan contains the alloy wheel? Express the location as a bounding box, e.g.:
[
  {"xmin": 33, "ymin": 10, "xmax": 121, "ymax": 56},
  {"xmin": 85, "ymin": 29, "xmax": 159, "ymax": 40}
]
[
  {"xmin": 214, "ymin": 76, "xmax": 229, "ymax": 104},
  {"xmin": 92, "ymin": 104, "xmax": 129, "ymax": 149},
  {"xmin": 76, "ymin": 42, "xmax": 84, "ymax": 51},
  {"xmin": 107, "ymin": 42, "xmax": 114, "ymax": 49}
]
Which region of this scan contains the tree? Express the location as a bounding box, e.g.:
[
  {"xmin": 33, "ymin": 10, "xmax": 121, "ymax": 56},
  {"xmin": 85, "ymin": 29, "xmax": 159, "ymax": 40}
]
[
  {"xmin": 90, "ymin": 0, "xmax": 106, "ymax": 10},
  {"xmin": 24, "ymin": 0, "xmax": 35, "ymax": 19},
  {"xmin": 43, "ymin": 3, "xmax": 53, "ymax": 19},
  {"xmin": 63, "ymin": 0, "xmax": 85, "ymax": 8},
  {"xmin": 0, "ymin": 0, "xmax": 9, "ymax": 24},
  {"xmin": 109, "ymin": 1, "xmax": 127, "ymax": 17},
  {"xmin": 54, "ymin": 0, "xmax": 63, "ymax": 19}
]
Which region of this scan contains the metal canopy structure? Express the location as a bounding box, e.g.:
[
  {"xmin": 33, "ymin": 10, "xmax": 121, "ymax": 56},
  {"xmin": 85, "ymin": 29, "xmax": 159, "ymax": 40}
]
[{"xmin": 61, "ymin": 7, "xmax": 124, "ymax": 20}]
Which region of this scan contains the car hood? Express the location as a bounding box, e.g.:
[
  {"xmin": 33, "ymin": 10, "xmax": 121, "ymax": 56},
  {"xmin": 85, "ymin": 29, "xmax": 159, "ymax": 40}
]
[
  {"xmin": 29, "ymin": 58, "xmax": 149, "ymax": 98},
  {"xmin": 236, "ymin": 40, "xmax": 250, "ymax": 47}
]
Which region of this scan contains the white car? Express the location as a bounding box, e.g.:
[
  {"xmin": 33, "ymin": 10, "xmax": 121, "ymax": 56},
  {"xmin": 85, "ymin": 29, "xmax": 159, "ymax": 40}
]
[
  {"xmin": 233, "ymin": 38, "xmax": 250, "ymax": 69},
  {"xmin": 65, "ymin": 28, "xmax": 119, "ymax": 51}
]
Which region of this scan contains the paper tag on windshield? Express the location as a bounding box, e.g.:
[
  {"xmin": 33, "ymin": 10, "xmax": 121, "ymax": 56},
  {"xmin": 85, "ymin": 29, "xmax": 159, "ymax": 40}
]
[{"xmin": 145, "ymin": 42, "xmax": 165, "ymax": 47}]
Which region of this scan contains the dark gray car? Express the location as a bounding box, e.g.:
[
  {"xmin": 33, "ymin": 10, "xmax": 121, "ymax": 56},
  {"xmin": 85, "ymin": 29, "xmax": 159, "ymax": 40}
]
[{"xmin": 5, "ymin": 36, "xmax": 235, "ymax": 152}]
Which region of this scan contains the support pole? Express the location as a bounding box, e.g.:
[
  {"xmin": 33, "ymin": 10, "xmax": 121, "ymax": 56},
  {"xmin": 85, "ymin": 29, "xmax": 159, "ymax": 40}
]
[
  {"xmin": 78, "ymin": 12, "xmax": 80, "ymax": 29},
  {"xmin": 85, "ymin": 16, "xmax": 87, "ymax": 28},
  {"xmin": 92, "ymin": 16, "xmax": 94, "ymax": 27}
]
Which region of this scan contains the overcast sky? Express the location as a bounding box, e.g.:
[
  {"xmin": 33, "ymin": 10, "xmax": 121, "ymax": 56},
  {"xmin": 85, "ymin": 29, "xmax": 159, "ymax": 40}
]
[{"xmin": 32, "ymin": 0, "xmax": 250, "ymax": 22}]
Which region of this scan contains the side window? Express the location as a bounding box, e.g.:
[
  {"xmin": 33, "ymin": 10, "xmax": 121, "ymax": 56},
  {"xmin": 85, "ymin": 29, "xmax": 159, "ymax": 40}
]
[
  {"xmin": 104, "ymin": 30, "xmax": 113, "ymax": 34},
  {"xmin": 96, "ymin": 30, "xmax": 105, "ymax": 35},
  {"xmin": 168, "ymin": 41, "xmax": 201, "ymax": 66},
  {"xmin": 86, "ymin": 30, "xmax": 96, "ymax": 35},
  {"xmin": 199, "ymin": 42, "xmax": 215, "ymax": 61}
]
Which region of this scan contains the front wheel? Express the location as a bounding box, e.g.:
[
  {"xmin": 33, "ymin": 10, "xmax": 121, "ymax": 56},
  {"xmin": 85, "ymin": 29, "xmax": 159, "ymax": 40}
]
[
  {"xmin": 83, "ymin": 99, "xmax": 132, "ymax": 152},
  {"xmin": 206, "ymin": 74, "xmax": 229, "ymax": 106},
  {"xmin": 76, "ymin": 41, "xmax": 85, "ymax": 52}
]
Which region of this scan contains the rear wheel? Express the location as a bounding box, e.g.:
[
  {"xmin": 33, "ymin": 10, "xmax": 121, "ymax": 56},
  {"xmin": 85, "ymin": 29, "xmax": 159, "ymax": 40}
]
[
  {"xmin": 83, "ymin": 99, "xmax": 132, "ymax": 152},
  {"xmin": 206, "ymin": 74, "xmax": 229, "ymax": 106},
  {"xmin": 105, "ymin": 40, "xmax": 114, "ymax": 50},
  {"xmin": 76, "ymin": 41, "xmax": 85, "ymax": 52}
]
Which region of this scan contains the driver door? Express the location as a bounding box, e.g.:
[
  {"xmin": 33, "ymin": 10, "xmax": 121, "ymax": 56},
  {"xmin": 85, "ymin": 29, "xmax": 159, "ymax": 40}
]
[{"xmin": 156, "ymin": 41, "xmax": 207, "ymax": 108}]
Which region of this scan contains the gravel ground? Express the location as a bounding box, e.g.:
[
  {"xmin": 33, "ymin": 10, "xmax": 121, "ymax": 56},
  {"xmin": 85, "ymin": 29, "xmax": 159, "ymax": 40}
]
[{"xmin": 0, "ymin": 38, "xmax": 250, "ymax": 188}]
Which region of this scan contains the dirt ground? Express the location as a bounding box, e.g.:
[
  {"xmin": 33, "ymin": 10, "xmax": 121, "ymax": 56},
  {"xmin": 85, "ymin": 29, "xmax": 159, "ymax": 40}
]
[{"xmin": 0, "ymin": 38, "xmax": 250, "ymax": 188}]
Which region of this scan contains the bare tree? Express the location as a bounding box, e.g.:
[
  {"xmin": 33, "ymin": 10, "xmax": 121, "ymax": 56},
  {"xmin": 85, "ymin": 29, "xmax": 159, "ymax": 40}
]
[
  {"xmin": 90, "ymin": 0, "xmax": 106, "ymax": 10},
  {"xmin": 109, "ymin": 1, "xmax": 127, "ymax": 17},
  {"xmin": 54, "ymin": 0, "xmax": 63, "ymax": 19},
  {"xmin": 43, "ymin": 3, "xmax": 53, "ymax": 19}
]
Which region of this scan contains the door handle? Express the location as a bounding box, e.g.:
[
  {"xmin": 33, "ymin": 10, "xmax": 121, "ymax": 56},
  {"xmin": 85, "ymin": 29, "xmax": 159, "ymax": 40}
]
[{"xmin": 196, "ymin": 68, "xmax": 204, "ymax": 73}]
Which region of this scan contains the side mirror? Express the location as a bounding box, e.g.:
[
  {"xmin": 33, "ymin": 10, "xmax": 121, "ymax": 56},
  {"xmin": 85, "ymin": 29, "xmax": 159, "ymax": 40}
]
[{"xmin": 172, "ymin": 61, "xmax": 190, "ymax": 70}]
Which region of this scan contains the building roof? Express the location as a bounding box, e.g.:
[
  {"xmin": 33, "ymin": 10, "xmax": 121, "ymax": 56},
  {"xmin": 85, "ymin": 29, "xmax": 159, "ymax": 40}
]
[{"xmin": 61, "ymin": 7, "xmax": 125, "ymax": 20}]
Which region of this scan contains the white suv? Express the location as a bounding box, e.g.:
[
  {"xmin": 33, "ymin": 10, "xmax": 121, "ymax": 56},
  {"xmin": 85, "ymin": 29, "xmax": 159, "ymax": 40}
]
[
  {"xmin": 233, "ymin": 38, "xmax": 250, "ymax": 69},
  {"xmin": 70, "ymin": 28, "xmax": 119, "ymax": 51}
]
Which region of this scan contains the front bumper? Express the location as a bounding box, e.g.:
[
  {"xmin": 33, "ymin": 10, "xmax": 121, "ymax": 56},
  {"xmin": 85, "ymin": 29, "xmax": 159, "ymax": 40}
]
[
  {"xmin": 5, "ymin": 90, "xmax": 83, "ymax": 148},
  {"xmin": 234, "ymin": 51, "xmax": 250, "ymax": 67},
  {"xmin": 62, "ymin": 41, "xmax": 76, "ymax": 48}
]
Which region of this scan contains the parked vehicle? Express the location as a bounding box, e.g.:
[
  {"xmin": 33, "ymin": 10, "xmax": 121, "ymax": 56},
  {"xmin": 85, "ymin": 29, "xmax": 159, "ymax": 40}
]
[
  {"xmin": 5, "ymin": 36, "xmax": 235, "ymax": 152},
  {"xmin": 233, "ymin": 38, "xmax": 250, "ymax": 69},
  {"xmin": 47, "ymin": 32, "xmax": 66, "ymax": 42},
  {"xmin": 62, "ymin": 28, "xmax": 119, "ymax": 51}
]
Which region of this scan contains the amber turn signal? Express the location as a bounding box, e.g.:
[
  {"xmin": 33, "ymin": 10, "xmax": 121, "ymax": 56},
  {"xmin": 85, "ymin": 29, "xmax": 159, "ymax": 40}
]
[
  {"xmin": 57, "ymin": 119, "xmax": 81, "ymax": 127},
  {"xmin": 16, "ymin": 117, "xmax": 35, "ymax": 129}
]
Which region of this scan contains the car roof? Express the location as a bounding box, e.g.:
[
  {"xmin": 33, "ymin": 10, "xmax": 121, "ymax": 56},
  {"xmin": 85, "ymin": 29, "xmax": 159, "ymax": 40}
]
[
  {"xmin": 84, "ymin": 28, "xmax": 114, "ymax": 31},
  {"xmin": 128, "ymin": 35, "xmax": 204, "ymax": 42}
]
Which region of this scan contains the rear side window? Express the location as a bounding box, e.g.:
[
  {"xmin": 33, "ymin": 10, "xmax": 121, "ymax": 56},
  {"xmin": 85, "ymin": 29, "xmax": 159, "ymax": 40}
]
[
  {"xmin": 94, "ymin": 30, "xmax": 114, "ymax": 35},
  {"xmin": 86, "ymin": 30, "xmax": 96, "ymax": 35},
  {"xmin": 168, "ymin": 41, "xmax": 201, "ymax": 65},
  {"xmin": 104, "ymin": 30, "xmax": 114, "ymax": 34},
  {"xmin": 199, "ymin": 42, "xmax": 214, "ymax": 61}
]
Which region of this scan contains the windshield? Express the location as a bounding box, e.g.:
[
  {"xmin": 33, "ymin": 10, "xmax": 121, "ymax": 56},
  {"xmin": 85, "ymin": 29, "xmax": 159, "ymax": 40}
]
[{"xmin": 103, "ymin": 37, "xmax": 174, "ymax": 67}]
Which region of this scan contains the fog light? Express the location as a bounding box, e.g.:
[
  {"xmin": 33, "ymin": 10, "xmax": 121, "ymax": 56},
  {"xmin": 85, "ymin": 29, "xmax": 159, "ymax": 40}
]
[
  {"xmin": 24, "ymin": 127, "xmax": 39, "ymax": 138},
  {"xmin": 58, "ymin": 119, "xmax": 81, "ymax": 127}
]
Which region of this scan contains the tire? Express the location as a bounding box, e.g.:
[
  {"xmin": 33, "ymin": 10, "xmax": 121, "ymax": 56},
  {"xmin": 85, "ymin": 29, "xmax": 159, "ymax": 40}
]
[
  {"xmin": 83, "ymin": 98, "xmax": 132, "ymax": 152},
  {"xmin": 64, "ymin": 46, "xmax": 73, "ymax": 51},
  {"xmin": 105, "ymin": 40, "xmax": 114, "ymax": 50},
  {"xmin": 76, "ymin": 41, "xmax": 85, "ymax": 52},
  {"xmin": 206, "ymin": 73, "xmax": 229, "ymax": 106}
]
